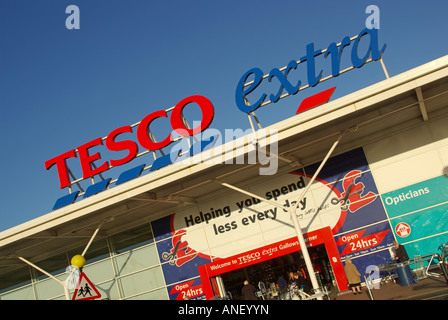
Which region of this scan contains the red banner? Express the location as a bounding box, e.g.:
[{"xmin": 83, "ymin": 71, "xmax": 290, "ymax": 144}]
[
  {"xmin": 199, "ymin": 227, "xmax": 348, "ymax": 299},
  {"xmin": 169, "ymin": 280, "xmax": 204, "ymax": 300},
  {"xmin": 337, "ymin": 229, "xmax": 389, "ymax": 255}
]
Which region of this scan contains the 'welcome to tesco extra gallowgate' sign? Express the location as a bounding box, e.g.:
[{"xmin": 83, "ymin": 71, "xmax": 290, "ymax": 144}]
[{"xmin": 45, "ymin": 27, "xmax": 386, "ymax": 208}]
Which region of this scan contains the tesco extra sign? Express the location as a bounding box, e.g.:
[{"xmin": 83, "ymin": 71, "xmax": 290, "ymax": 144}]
[
  {"xmin": 235, "ymin": 27, "xmax": 386, "ymax": 113},
  {"xmin": 45, "ymin": 95, "xmax": 214, "ymax": 189},
  {"xmin": 45, "ymin": 26, "xmax": 386, "ymax": 194}
]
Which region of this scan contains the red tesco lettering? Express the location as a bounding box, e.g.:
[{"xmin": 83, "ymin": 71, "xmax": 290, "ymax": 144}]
[{"xmin": 45, "ymin": 95, "xmax": 215, "ymax": 189}]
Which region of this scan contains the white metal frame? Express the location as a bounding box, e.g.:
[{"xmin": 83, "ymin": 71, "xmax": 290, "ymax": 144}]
[
  {"xmin": 63, "ymin": 106, "xmax": 196, "ymax": 197},
  {"xmin": 243, "ymin": 33, "xmax": 391, "ymax": 130},
  {"xmin": 17, "ymin": 219, "xmax": 108, "ymax": 300},
  {"xmin": 218, "ymin": 127, "xmax": 357, "ymax": 299}
]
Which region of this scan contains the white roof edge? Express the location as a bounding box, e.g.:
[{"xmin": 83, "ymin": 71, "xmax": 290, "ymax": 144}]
[
  {"xmin": 270, "ymin": 54, "xmax": 448, "ymax": 134},
  {"xmin": 1, "ymin": 55, "xmax": 448, "ymax": 246}
]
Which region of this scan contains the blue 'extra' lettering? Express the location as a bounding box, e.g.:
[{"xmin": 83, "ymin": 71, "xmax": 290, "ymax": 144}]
[{"xmin": 235, "ymin": 27, "xmax": 386, "ymax": 113}]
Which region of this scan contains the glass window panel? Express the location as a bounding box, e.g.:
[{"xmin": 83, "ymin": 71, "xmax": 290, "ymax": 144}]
[
  {"xmin": 68, "ymin": 238, "xmax": 110, "ymax": 264},
  {"xmin": 95, "ymin": 279, "xmax": 120, "ymax": 300},
  {"xmin": 0, "ymin": 266, "xmax": 31, "ymax": 293},
  {"xmin": 35, "ymin": 252, "xmax": 68, "ymax": 280},
  {"xmin": 120, "ymin": 266, "xmax": 164, "ymax": 298},
  {"xmin": 35, "ymin": 277, "xmax": 65, "ymax": 300},
  {"xmin": 115, "ymin": 245, "xmax": 159, "ymax": 276},
  {"xmin": 125, "ymin": 287, "xmax": 169, "ymax": 300},
  {"xmin": 82, "ymin": 259, "xmax": 115, "ymax": 283},
  {"xmin": 50, "ymin": 294, "xmax": 68, "ymax": 300},
  {"xmin": 0, "ymin": 284, "xmax": 35, "ymax": 300},
  {"xmin": 111, "ymin": 224, "xmax": 154, "ymax": 254}
]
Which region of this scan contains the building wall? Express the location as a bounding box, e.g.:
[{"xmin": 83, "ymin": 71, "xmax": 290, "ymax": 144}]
[
  {"xmin": 0, "ymin": 224, "xmax": 169, "ymax": 300},
  {"xmin": 148, "ymin": 112, "xmax": 448, "ymax": 299},
  {"xmin": 365, "ymin": 114, "xmax": 448, "ymax": 259}
]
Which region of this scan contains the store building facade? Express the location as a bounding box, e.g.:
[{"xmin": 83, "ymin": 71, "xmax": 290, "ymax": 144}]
[{"xmin": 0, "ymin": 52, "xmax": 447, "ymax": 300}]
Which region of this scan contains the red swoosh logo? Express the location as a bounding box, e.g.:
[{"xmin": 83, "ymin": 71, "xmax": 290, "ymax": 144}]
[{"xmin": 296, "ymin": 87, "xmax": 336, "ymax": 114}]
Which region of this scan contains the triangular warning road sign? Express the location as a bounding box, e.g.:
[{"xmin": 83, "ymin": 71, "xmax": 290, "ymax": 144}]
[{"xmin": 72, "ymin": 272, "xmax": 102, "ymax": 300}]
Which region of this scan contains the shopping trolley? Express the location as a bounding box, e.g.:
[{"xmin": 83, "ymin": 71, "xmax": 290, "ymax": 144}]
[{"xmin": 377, "ymin": 260, "xmax": 397, "ymax": 285}]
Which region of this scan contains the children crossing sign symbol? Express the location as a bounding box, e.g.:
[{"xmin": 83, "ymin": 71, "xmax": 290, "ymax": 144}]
[{"xmin": 72, "ymin": 272, "xmax": 101, "ymax": 300}]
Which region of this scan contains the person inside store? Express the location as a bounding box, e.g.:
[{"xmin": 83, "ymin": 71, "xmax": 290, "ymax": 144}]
[
  {"xmin": 392, "ymin": 241, "xmax": 409, "ymax": 262},
  {"xmin": 287, "ymin": 273, "xmax": 298, "ymax": 299},
  {"xmin": 241, "ymin": 280, "xmax": 259, "ymax": 300},
  {"xmin": 277, "ymin": 275, "xmax": 287, "ymax": 298},
  {"xmin": 287, "ymin": 271, "xmax": 294, "ymax": 283},
  {"xmin": 294, "ymin": 272, "xmax": 312, "ymax": 294},
  {"xmin": 343, "ymin": 258, "xmax": 362, "ymax": 295}
]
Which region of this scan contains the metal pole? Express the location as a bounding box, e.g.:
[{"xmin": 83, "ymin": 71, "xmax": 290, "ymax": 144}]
[
  {"xmin": 81, "ymin": 220, "xmax": 106, "ymax": 256},
  {"xmin": 364, "ymin": 275, "xmax": 375, "ymax": 300},
  {"xmin": 436, "ymin": 253, "xmax": 448, "ymax": 285},
  {"xmin": 18, "ymin": 256, "xmax": 70, "ymax": 300},
  {"xmin": 292, "ymin": 131, "xmax": 345, "ymax": 214},
  {"xmin": 217, "ymin": 179, "xmax": 326, "ymax": 300},
  {"xmin": 380, "ymin": 57, "xmax": 390, "ymax": 79},
  {"xmin": 219, "ymin": 129, "xmax": 352, "ymax": 299},
  {"xmin": 17, "ymin": 219, "xmax": 109, "ymax": 300},
  {"xmin": 289, "ymin": 131, "xmax": 346, "ymax": 298}
]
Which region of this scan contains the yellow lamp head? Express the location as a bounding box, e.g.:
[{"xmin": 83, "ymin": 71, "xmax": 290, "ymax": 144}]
[{"xmin": 71, "ymin": 255, "xmax": 86, "ymax": 268}]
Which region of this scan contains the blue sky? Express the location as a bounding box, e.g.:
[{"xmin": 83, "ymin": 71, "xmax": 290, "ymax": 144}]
[{"xmin": 0, "ymin": 0, "xmax": 447, "ymax": 231}]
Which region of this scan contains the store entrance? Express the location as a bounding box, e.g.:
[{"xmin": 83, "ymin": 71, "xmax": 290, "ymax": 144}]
[{"xmin": 219, "ymin": 244, "xmax": 335, "ymax": 300}]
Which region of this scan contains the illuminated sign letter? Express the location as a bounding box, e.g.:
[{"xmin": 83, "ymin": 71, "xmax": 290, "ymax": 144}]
[
  {"xmin": 351, "ymin": 28, "xmax": 386, "ymax": 68},
  {"xmin": 105, "ymin": 126, "xmax": 139, "ymax": 167},
  {"xmin": 325, "ymin": 36, "xmax": 351, "ymax": 77},
  {"xmin": 45, "ymin": 150, "xmax": 77, "ymax": 189},
  {"xmin": 301, "ymin": 42, "xmax": 324, "ymax": 87},
  {"xmin": 170, "ymin": 95, "xmax": 215, "ymax": 135},
  {"xmin": 268, "ymin": 60, "xmax": 301, "ymax": 103},
  {"xmin": 137, "ymin": 110, "xmax": 172, "ymax": 151},
  {"xmin": 77, "ymin": 138, "xmax": 109, "ymax": 180},
  {"xmin": 235, "ymin": 68, "xmax": 266, "ymax": 113}
]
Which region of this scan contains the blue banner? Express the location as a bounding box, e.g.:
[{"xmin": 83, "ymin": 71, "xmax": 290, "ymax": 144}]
[{"xmin": 382, "ymin": 175, "xmax": 448, "ymax": 218}]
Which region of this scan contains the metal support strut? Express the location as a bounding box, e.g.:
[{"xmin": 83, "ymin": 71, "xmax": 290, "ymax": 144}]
[
  {"xmin": 17, "ymin": 219, "xmax": 109, "ymax": 300},
  {"xmin": 218, "ymin": 128, "xmax": 353, "ymax": 299}
]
